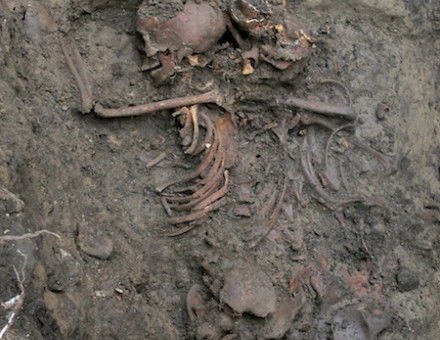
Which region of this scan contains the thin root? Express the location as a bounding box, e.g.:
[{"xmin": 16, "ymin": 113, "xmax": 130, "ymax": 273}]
[{"xmin": 0, "ymin": 230, "xmax": 61, "ymax": 243}]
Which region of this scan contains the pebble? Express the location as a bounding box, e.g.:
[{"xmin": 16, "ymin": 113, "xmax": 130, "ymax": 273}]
[
  {"xmin": 397, "ymin": 267, "xmax": 420, "ymax": 292},
  {"xmin": 262, "ymin": 292, "xmax": 305, "ymax": 339},
  {"xmin": 24, "ymin": 2, "xmax": 57, "ymax": 41},
  {"xmin": 78, "ymin": 232, "xmax": 113, "ymax": 260},
  {"xmin": 376, "ymin": 102, "xmax": 390, "ymax": 120},
  {"xmin": 196, "ymin": 323, "xmax": 221, "ymax": 340},
  {"xmin": 233, "ymin": 205, "xmax": 252, "ymax": 217},
  {"xmin": 220, "ymin": 263, "xmax": 276, "ymax": 317},
  {"xmin": 48, "ymin": 277, "xmax": 64, "ymax": 292},
  {"xmin": 217, "ymin": 313, "xmax": 233, "ymax": 331},
  {"xmin": 332, "ymin": 305, "xmax": 390, "ymax": 340},
  {"xmin": 237, "ymin": 185, "xmax": 254, "ymax": 203},
  {"xmin": 0, "ymin": 187, "xmax": 24, "ymax": 214}
]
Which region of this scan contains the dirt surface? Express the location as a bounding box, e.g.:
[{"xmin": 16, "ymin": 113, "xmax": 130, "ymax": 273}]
[{"xmin": 0, "ymin": 0, "xmax": 439, "ymax": 339}]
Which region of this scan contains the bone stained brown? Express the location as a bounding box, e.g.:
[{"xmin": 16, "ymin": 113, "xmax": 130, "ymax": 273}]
[
  {"xmin": 185, "ymin": 105, "xmax": 200, "ymax": 155},
  {"xmin": 162, "ymin": 112, "xmax": 235, "ymax": 224}
]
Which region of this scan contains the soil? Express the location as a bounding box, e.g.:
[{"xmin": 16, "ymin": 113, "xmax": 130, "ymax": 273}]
[{"xmin": 0, "ymin": 0, "xmax": 439, "ymax": 339}]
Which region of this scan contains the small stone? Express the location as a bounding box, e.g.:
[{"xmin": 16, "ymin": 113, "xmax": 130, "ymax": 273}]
[
  {"xmin": 332, "ymin": 305, "xmax": 390, "ymax": 340},
  {"xmin": 372, "ymin": 223, "xmax": 386, "ymax": 234},
  {"xmin": 0, "ymin": 187, "xmax": 24, "ymax": 214},
  {"xmin": 242, "ymin": 59, "xmax": 254, "ymax": 75},
  {"xmin": 48, "ymin": 276, "xmax": 64, "ymax": 292},
  {"xmin": 237, "ymin": 185, "xmax": 254, "ymax": 203},
  {"xmin": 196, "ymin": 323, "xmax": 221, "ymax": 340},
  {"xmin": 376, "ymin": 102, "xmax": 390, "ymax": 120},
  {"xmin": 61, "ymin": 105, "xmax": 69, "ymax": 111},
  {"xmin": 233, "ymin": 205, "xmax": 252, "ymax": 217},
  {"xmin": 262, "ymin": 292, "xmax": 305, "ymax": 339},
  {"xmin": 397, "ymin": 267, "xmax": 419, "ymax": 292},
  {"xmin": 78, "ymin": 232, "xmax": 113, "ymax": 260},
  {"xmin": 24, "ymin": 2, "xmax": 57, "ymax": 41},
  {"xmin": 217, "ymin": 313, "xmax": 233, "ymax": 331},
  {"xmin": 220, "ymin": 263, "xmax": 276, "ymax": 317},
  {"xmin": 114, "ymin": 287, "xmax": 124, "ymax": 294}
]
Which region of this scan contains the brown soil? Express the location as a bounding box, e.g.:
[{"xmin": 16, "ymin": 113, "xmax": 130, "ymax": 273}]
[{"xmin": 0, "ymin": 0, "xmax": 439, "ymax": 339}]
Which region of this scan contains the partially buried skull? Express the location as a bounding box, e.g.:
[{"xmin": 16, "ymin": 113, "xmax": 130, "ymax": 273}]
[
  {"xmin": 136, "ymin": 0, "xmax": 314, "ymax": 84},
  {"xmin": 136, "ymin": 0, "xmax": 226, "ymax": 84}
]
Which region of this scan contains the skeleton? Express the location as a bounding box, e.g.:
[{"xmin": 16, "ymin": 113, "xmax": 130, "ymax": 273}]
[{"xmin": 62, "ymin": 1, "xmax": 381, "ymax": 231}]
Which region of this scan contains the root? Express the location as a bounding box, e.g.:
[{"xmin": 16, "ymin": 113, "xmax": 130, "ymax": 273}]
[
  {"xmin": 1, "ymin": 231, "xmax": 60, "ymax": 338},
  {"xmin": 0, "ymin": 250, "xmax": 28, "ymax": 340},
  {"xmin": 0, "ymin": 266, "xmax": 25, "ymax": 339},
  {"xmin": 0, "ymin": 229, "xmax": 61, "ymax": 243}
]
